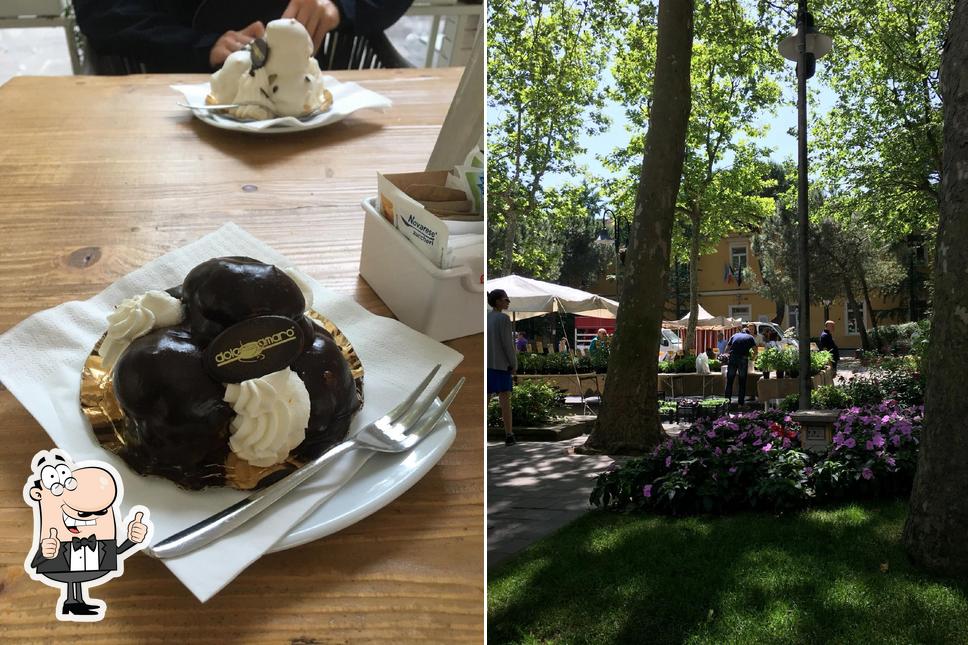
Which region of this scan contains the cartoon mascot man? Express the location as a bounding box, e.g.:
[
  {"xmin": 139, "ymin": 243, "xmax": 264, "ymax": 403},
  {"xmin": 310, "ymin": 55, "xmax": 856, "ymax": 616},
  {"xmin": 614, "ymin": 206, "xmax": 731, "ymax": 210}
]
[{"xmin": 23, "ymin": 449, "xmax": 151, "ymax": 621}]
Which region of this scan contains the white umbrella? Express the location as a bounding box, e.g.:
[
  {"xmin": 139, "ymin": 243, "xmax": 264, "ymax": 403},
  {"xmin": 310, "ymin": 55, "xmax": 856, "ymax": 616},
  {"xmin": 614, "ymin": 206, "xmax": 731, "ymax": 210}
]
[{"xmin": 486, "ymin": 275, "xmax": 619, "ymax": 321}]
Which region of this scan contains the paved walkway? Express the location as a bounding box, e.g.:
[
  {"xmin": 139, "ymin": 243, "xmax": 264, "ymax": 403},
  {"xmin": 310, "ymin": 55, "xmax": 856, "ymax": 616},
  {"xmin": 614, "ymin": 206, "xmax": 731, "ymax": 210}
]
[{"xmin": 487, "ymin": 436, "xmax": 618, "ymax": 569}]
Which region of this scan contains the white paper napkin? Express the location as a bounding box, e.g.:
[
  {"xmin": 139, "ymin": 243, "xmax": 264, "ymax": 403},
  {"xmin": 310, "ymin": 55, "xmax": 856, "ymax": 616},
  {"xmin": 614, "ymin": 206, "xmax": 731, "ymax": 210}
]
[
  {"xmin": 171, "ymin": 76, "xmax": 392, "ymax": 131},
  {"xmin": 0, "ymin": 223, "xmax": 462, "ymax": 602}
]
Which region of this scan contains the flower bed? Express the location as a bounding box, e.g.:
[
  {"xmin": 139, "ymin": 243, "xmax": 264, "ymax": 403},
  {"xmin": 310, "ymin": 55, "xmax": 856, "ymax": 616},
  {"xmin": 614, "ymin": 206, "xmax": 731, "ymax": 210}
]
[{"xmin": 591, "ymin": 401, "xmax": 922, "ymax": 515}]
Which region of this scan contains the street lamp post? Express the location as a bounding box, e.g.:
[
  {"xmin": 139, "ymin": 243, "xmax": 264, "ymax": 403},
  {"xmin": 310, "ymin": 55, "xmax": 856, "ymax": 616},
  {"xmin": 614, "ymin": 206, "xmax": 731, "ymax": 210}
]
[{"xmin": 779, "ymin": 1, "xmax": 832, "ymax": 411}]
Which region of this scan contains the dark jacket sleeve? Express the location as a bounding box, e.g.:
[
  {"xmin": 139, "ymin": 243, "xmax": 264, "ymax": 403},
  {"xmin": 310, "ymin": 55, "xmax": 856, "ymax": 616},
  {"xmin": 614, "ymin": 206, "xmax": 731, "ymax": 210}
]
[
  {"xmin": 74, "ymin": 0, "xmax": 220, "ymax": 72},
  {"xmin": 331, "ymin": 0, "xmax": 414, "ymax": 35}
]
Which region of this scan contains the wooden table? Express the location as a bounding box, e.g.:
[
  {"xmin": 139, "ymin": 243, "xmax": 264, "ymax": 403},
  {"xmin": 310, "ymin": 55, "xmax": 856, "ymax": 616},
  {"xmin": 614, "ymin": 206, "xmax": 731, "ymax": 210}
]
[{"xmin": 0, "ymin": 69, "xmax": 483, "ymax": 642}]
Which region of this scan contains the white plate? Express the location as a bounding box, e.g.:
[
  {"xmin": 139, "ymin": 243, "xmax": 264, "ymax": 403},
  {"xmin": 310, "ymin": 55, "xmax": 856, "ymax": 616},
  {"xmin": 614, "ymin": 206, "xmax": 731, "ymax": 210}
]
[
  {"xmin": 171, "ymin": 77, "xmax": 392, "ymax": 134},
  {"xmin": 270, "ymin": 407, "xmax": 456, "ymax": 552}
]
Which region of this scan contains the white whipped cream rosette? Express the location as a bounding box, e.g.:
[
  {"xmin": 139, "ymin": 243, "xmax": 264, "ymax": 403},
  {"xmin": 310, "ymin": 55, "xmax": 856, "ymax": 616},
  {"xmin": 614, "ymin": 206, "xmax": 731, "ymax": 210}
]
[
  {"xmin": 98, "ymin": 290, "xmax": 184, "ymax": 370},
  {"xmin": 223, "ymin": 367, "xmax": 312, "ymax": 467}
]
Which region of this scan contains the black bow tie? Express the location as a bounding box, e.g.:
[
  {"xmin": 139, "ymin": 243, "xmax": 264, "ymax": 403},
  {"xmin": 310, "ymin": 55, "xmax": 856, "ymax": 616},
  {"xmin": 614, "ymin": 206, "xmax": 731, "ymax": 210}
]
[{"xmin": 71, "ymin": 536, "xmax": 97, "ymax": 551}]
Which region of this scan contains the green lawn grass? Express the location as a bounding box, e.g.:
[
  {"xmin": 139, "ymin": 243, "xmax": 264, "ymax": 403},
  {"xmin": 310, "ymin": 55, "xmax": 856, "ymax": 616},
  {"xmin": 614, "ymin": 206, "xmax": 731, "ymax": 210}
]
[{"xmin": 489, "ymin": 501, "xmax": 968, "ymax": 644}]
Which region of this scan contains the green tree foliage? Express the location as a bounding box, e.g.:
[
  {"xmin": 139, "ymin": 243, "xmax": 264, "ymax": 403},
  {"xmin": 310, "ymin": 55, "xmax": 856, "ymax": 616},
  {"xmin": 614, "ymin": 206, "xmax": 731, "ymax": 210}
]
[
  {"xmin": 812, "ymin": 0, "xmax": 953, "ymax": 241},
  {"xmin": 606, "ymin": 0, "xmax": 782, "ymax": 351},
  {"xmin": 552, "ymin": 182, "xmax": 617, "ymax": 289},
  {"xmin": 487, "ymin": 0, "xmax": 620, "ymax": 278}
]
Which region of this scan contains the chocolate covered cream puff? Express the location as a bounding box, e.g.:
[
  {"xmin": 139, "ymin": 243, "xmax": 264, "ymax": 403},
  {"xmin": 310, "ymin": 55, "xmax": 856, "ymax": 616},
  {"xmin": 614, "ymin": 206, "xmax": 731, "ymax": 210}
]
[{"xmin": 96, "ymin": 257, "xmax": 362, "ymax": 490}]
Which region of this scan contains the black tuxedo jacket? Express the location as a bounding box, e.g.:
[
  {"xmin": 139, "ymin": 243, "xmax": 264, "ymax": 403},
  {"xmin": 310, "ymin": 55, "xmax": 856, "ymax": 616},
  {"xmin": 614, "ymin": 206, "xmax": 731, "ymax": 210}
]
[{"xmin": 30, "ymin": 538, "xmax": 136, "ymax": 575}]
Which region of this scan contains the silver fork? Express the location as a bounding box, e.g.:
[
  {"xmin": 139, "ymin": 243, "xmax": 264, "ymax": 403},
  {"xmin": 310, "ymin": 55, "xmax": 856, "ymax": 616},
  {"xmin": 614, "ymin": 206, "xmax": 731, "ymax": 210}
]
[{"xmin": 149, "ymin": 365, "xmax": 462, "ymax": 559}]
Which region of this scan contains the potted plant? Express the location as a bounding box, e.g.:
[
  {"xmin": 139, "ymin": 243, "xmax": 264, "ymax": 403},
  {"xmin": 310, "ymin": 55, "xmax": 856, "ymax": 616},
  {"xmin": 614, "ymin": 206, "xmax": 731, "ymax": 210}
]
[{"xmin": 755, "ymin": 347, "xmax": 781, "ymax": 379}]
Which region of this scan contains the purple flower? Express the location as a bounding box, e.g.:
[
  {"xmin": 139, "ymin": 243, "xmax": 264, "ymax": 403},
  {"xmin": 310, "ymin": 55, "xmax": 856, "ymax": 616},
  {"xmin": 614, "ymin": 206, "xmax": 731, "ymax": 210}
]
[
  {"xmin": 862, "ymin": 467, "xmax": 874, "ymax": 480},
  {"xmin": 871, "ymin": 433, "xmax": 885, "ymax": 448},
  {"xmin": 762, "ymin": 442, "xmax": 773, "ymax": 452},
  {"xmin": 643, "ymin": 484, "xmax": 653, "ymax": 498},
  {"xmin": 833, "ymin": 432, "xmax": 844, "ymax": 446},
  {"xmin": 729, "ymin": 466, "xmax": 738, "ymax": 474},
  {"xmin": 865, "ymin": 440, "xmax": 874, "ymax": 451},
  {"xmin": 706, "ymin": 429, "xmax": 717, "ymax": 439},
  {"xmin": 891, "ymin": 435, "xmax": 901, "ymax": 447},
  {"xmin": 804, "ymin": 467, "xmax": 814, "ymax": 476},
  {"xmin": 714, "ymin": 447, "xmax": 723, "ymax": 457},
  {"xmin": 845, "ymin": 438, "xmax": 856, "ymax": 449},
  {"xmin": 665, "ymin": 455, "xmax": 672, "ymax": 468}
]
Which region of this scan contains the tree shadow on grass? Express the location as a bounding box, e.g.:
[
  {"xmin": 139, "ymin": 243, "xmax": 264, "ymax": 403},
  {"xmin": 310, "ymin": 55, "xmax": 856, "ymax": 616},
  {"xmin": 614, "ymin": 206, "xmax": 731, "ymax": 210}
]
[{"xmin": 487, "ymin": 500, "xmax": 968, "ymax": 644}]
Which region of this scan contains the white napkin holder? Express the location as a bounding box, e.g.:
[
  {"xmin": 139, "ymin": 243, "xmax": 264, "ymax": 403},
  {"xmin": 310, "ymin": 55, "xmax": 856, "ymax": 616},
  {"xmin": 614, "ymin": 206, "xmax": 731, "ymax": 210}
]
[{"xmin": 360, "ymin": 198, "xmax": 484, "ymax": 341}]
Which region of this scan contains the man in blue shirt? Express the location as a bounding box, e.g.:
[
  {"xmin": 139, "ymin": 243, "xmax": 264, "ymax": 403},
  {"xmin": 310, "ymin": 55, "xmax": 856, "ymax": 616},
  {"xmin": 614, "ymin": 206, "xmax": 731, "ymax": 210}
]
[
  {"xmin": 722, "ymin": 323, "xmax": 757, "ymax": 405},
  {"xmin": 818, "ymin": 320, "xmax": 840, "ymax": 372}
]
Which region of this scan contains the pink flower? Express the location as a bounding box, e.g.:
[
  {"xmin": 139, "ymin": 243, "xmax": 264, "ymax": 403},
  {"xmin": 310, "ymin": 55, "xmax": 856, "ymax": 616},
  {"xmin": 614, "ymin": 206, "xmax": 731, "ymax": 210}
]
[
  {"xmin": 706, "ymin": 429, "xmax": 717, "ymax": 439},
  {"xmin": 729, "ymin": 466, "xmax": 738, "ymax": 474},
  {"xmin": 643, "ymin": 484, "xmax": 653, "ymax": 498},
  {"xmin": 871, "ymin": 433, "xmax": 885, "ymax": 448},
  {"xmin": 862, "ymin": 467, "xmax": 873, "ymax": 480},
  {"xmin": 845, "ymin": 438, "xmax": 856, "ymax": 449},
  {"xmin": 762, "ymin": 442, "xmax": 773, "ymax": 452}
]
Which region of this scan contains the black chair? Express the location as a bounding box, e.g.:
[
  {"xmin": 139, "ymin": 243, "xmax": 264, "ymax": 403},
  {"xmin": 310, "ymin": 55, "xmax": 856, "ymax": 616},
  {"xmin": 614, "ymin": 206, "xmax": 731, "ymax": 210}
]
[{"xmin": 87, "ymin": 30, "xmax": 412, "ymax": 75}]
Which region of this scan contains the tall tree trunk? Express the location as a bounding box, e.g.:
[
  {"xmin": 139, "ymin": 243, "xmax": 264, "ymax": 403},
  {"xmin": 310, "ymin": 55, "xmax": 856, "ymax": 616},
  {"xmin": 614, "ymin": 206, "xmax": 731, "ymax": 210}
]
[
  {"xmin": 773, "ymin": 297, "xmax": 786, "ymax": 326},
  {"xmin": 842, "ymin": 279, "xmax": 871, "ymax": 351},
  {"xmin": 583, "ymin": 0, "xmax": 694, "ymax": 454},
  {"xmin": 502, "ymin": 108, "xmax": 525, "ymax": 275},
  {"xmin": 858, "ymin": 269, "xmax": 881, "ymax": 328},
  {"xmin": 684, "ymin": 209, "xmax": 701, "ymax": 354},
  {"xmin": 904, "ymin": 0, "xmax": 968, "ymax": 574}
]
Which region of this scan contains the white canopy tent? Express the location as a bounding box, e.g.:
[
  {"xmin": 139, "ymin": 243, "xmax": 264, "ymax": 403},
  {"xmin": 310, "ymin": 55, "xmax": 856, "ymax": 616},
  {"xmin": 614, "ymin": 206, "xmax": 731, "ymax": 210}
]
[
  {"xmin": 486, "ymin": 275, "xmax": 619, "ymax": 321},
  {"xmin": 663, "ymin": 305, "xmax": 743, "ymax": 330},
  {"xmin": 663, "ymin": 305, "xmax": 744, "ymax": 356}
]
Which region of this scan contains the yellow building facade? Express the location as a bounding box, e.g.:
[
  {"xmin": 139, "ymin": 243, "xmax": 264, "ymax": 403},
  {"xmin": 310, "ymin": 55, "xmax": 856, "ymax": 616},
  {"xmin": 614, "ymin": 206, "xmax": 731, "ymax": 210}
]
[{"xmin": 684, "ymin": 233, "xmax": 905, "ymax": 350}]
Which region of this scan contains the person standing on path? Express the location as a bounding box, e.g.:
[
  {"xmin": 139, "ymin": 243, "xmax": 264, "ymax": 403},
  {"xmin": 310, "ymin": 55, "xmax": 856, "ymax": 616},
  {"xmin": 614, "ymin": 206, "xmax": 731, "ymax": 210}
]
[
  {"xmin": 819, "ymin": 320, "xmax": 840, "ymax": 372},
  {"xmin": 722, "ymin": 325, "xmax": 757, "ymax": 406},
  {"xmin": 488, "ymin": 289, "xmax": 517, "ymax": 446}
]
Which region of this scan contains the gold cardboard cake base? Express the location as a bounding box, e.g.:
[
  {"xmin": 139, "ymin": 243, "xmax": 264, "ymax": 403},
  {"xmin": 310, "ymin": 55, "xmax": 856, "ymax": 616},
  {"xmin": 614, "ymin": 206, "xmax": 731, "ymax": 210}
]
[{"xmin": 80, "ymin": 310, "xmax": 364, "ymax": 490}]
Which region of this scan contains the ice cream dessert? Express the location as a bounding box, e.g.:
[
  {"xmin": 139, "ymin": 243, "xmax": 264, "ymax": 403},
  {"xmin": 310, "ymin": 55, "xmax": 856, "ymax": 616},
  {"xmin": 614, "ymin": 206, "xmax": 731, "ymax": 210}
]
[
  {"xmin": 208, "ymin": 19, "xmax": 333, "ymax": 120},
  {"xmin": 94, "ymin": 257, "xmax": 362, "ymax": 490}
]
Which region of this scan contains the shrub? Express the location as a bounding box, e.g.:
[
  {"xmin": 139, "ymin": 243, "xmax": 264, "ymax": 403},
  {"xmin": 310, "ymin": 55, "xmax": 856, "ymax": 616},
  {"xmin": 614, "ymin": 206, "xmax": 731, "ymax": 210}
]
[
  {"xmin": 868, "ymin": 321, "xmax": 928, "ymax": 356},
  {"xmin": 767, "ymin": 347, "xmax": 831, "ymax": 377},
  {"xmin": 838, "ymin": 365, "xmax": 924, "ymax": 407},
  {"xmin": 516, "ymin": 352, "xmax": 596, "ymax": 375},
  {"xmin": 779, "ymin": 385, "xmax": 854, "ymax": 412},
  {"xmin": 813, "ymin": 401, "xmax": 922, "ymax": 499},
  {"xmin": 591, "ymin": 402, "xmax": 923, "ymax": 515},
  {"xmin": 487, "ymin": 379, "xmax": 560, "ymax": 428}
]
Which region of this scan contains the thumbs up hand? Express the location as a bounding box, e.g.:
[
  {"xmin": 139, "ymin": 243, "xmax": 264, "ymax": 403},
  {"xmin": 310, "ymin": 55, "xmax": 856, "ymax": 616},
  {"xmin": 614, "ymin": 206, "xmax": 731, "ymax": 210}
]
[
  {"xmin": 127, "ymin": 511, "xmax": 148, "ymax": 543},
  {"xmin": 41, "ymin": 528, "xmax": 60, "ymax": 559}
]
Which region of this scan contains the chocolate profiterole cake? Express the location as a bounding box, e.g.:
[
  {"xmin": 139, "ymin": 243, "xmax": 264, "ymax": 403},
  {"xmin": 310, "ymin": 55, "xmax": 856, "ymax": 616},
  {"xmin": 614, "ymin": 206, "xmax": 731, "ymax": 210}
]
[{"xmin": 91, "ymin": 257, "xmax": 362, "ymax": 490}]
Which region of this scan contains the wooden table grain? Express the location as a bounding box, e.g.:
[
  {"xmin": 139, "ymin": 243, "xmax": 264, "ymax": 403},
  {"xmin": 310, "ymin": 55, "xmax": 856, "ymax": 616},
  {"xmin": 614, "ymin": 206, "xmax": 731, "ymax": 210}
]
[{"xmin": 0, "ymin": 69, "xmax": 483, "ymax": 643}]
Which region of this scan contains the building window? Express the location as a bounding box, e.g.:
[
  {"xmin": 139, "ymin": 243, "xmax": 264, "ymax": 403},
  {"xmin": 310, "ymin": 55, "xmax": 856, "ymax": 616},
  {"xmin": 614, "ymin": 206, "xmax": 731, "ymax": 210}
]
[
  {"xmin": 846, "ymin": 301, "xmax": 866, "ymax": 335},
  {"xmin": 729, "ymin": 305, "xmax": 751, "ymax": 321},
  {"xmin": 730, "ymin": 245, "xmax": 748, "ymax": 271},
  {"xmin": 787, "ymin": 304, "xmax": 800, "ymax": 331}
]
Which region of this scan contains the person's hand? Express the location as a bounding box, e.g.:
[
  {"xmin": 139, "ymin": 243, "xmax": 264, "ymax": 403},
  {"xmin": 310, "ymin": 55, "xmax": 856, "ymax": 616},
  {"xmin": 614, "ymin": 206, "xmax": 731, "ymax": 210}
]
[
  {"xmin": 41, "ymin": 528, "xmax": 60, "ymax": 559},
  {"xmin": 283, "ymin": 0, "xmax": 341, "ymax": 53},
  {"xmin": 209, "ymin": 21, "xmax": 266, "ymax": 69},
  {"xmin": 127, "ymin": 511, "xmax": 148, "ymax": 544}
]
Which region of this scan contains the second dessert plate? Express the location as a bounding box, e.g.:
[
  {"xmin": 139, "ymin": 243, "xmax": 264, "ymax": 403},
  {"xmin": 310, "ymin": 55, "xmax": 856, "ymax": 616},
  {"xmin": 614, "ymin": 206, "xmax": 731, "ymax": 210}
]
[{"xmin": 171, "ymin": 77, "xmax": 392, "ymax": 134}]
